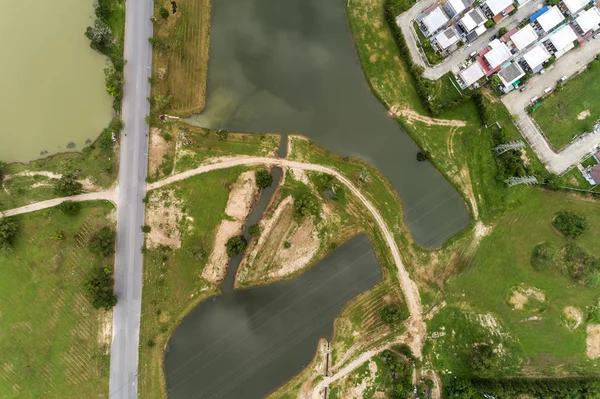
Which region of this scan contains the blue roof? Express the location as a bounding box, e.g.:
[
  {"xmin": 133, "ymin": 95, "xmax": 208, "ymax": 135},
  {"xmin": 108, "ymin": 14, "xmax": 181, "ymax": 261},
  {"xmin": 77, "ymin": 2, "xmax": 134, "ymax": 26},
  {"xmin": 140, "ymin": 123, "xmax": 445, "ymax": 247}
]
[{"xmin": 530, "ymin": 6, "xmax": 549, "ymax": 21}]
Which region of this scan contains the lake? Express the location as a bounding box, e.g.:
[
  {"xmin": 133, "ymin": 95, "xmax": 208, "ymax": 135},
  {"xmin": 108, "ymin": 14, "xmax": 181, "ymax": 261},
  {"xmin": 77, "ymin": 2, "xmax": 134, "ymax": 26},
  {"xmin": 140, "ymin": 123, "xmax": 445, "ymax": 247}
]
[
  {"xmin": 187, "ymin": 0, "xmax": 470, "ymax": 248},
  {"xmin": 0, "ymin": 0, "xmax": 112, "ymax": 162}
]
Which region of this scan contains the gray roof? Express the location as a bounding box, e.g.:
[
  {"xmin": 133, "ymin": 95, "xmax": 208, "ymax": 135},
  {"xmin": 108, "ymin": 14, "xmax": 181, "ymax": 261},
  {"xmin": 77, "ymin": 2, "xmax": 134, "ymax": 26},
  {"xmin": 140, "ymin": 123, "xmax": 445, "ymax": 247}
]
[
  {"xmin": 469, "ymin": 8, "xmax": 486, "ymax": 24},
  {"xmin": 498, "ymin": 62, "xmax": 525, "ymax": 85}
]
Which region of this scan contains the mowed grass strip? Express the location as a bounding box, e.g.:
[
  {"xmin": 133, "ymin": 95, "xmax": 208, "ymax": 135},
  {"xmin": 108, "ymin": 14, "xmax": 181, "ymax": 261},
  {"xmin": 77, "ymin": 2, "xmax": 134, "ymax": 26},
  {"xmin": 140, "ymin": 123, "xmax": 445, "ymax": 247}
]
[
  {"xmin": 138, "ymin": 167, "xmax": 246, "ymax": 399},
  {"xmin": 153, "ymin": 0, "xmax": 211, "ymax": 115},
  {"xmin": 533, "ymin": 61, "xmax": 600, "ymax": 150},
  {"xmin": 0, "ymin": 202, "xmax": 115, "ymax": 398}
]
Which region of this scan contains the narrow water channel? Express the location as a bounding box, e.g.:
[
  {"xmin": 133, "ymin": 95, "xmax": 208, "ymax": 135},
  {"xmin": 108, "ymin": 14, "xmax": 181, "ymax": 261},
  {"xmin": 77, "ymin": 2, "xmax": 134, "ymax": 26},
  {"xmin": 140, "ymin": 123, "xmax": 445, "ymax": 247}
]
[
  {"xmin": 165, "ymin": 168, "xmax": 382, "ymax": 398},
  {"xmin": 186, "ymin": 0, "xmax": 470, "ymax": 248}
]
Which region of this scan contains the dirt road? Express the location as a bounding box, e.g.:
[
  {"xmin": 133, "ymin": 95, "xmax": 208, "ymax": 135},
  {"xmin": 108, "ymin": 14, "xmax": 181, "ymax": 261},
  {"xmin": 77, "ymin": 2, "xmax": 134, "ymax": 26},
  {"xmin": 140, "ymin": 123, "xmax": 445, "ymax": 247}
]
[{"xmin": 0, "ymin": 191, "xmax": 116, "ymax": 218}]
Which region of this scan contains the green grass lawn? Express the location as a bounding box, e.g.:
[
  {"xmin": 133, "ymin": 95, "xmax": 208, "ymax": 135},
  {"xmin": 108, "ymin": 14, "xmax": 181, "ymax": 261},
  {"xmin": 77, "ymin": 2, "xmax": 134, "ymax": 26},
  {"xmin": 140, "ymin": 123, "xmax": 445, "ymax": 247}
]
[
  {"xmin": 428, "ymin": 189, "xmax": 600, "ymax": 376},
  {"xmin": 533, "ymin": 62, "xmax": 600, "ymax": 150},
  {"xmin": 138, "ymin": 167, "xmax": 247, "ymax": 399},
  {"xmin": 412, "ymin": 22, "xmax": 443, "ymax": 66},
  {"xmin": 0, "ymin": 202, "xmax": 115, "ymax": 398}
]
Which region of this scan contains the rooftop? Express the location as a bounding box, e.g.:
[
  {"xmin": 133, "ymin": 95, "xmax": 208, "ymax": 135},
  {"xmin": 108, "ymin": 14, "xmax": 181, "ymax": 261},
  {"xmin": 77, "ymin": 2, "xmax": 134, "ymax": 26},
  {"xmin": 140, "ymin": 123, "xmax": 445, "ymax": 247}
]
[
  {"xmin": 530, "ymin": 5, "xmax": 550, "ymax": 20},
  {"xmin": 459, "ymin": 62, "xmax": 486, "ymax": 86},
  {"xmin": 549, "ymin": 24, "xmax": 578, "ymax": 51},
  {"xmin": 522, "ymin": 43, "xmax": 552, "ymax": 69},
  {"xmin": 562, "ymin": 0, "xmax": 590, "ymax": 14},
  {"xmin": 484, "ymin": 40, "xmax": 512, "ymax": 68},
  {"xmin": 484, "ymin": 0, "xmax": 513, "ymax": 16},
  {"xmin": 423, "ymin": 7, "xmax": 449, "ymax": 34},
  {"xmin": 511, "ymin": 25, "xmax": 539, "ymax": 50},
  {"xmin": 575, "ymin": 7, "xmax": 600, "ymax": 34},
  {"xmin": 435, "ymin": 26, "xmax": 461, "ymax": 49},
  {"xmin": 498, "ymin": 62, "xmax": 525, "ymax": 86},
  {"xmin": 536, "ymin": 6, "xmax": 565, "ymax": 32},
  {"xmin": 460, "ymin": 7, "xmax": 487, "ymax": 31},
  {"xmin": 447, "ymin": 0, "xmax": 473, "ymax": 14}
]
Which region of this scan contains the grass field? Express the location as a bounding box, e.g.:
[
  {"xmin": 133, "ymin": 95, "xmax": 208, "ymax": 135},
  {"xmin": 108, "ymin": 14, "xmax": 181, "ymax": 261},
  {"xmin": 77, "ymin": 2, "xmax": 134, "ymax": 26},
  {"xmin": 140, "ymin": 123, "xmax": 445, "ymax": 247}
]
[
  {"xmin": 533, "ymin": 61, "xmax": 600, "ymax": 150},
  {"xmin": 138, "ymin": 168, "xmax": 247, "ymax": 399},
  {"xmin": 427, "ymin": 189, "xmax": 600, "ymax": 377},
  {"xmin": 151, "ymin": 0, "xmax": 211, "ymax": 116},
  {"xmin": 0, "ymin": 202, "xmax": 115, "ymax": 398}
]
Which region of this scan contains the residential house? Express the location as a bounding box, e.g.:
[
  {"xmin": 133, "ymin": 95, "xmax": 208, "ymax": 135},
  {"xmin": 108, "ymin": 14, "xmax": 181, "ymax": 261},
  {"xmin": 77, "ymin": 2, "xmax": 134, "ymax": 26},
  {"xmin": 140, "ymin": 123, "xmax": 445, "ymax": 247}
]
[
  {"xmin": 532, "ymin": 6, "xmax": 565, "ymax": 35},
  {"xmin": 445, "ymin": 0, "xmax": 474, "ymax": 17},
  {"xmin": 572, "ymin": 7, "xmax": 600, "ymax": 35},
  {"xmin": 421, "ymin": 6, "xmax": 450, "ymax": 36},
  {"xmin": 434, "ymin": 26, "xmax": 462, "ymax": 52},
  {"xmin": 458, "ymin": 7, "xmax": 488, "ymax": 36},
  {"xmin": 522, "ymin": 43, "xmax": 552, "ymax": 71},
  {"xmin": 545, "ymin": 24, "xmax": 578, "ymax": 57},
  {"xmin": 457, "ymin": 62, "xmax": 486, "ymax": 88},
  {"xmin": 560, "ymin": 0, "xmax": 590, "ymax": 15},
  {"xmin": 497, "ymin": 62, "xmax": 526, "ymax": 91},
  {"xmin": 481, "ymin": 0, "xmax": 514, "ymax": 21},
  {"xmin": 510, "ymin": 24, "xmax": 539, "ymax": 51},
  {"xmin": 483, "ymin": 39, "xmax": 512, "ymax": 69}
]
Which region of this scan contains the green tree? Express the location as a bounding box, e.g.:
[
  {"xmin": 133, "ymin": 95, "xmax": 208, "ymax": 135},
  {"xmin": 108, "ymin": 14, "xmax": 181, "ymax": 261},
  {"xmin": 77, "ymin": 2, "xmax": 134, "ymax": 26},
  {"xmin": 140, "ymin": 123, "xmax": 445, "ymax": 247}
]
[
  {"xmin": 293, "ymin": 194, "xmax": 317, "ymax": 219},
  {"xmin": 159, "ymin": 6, "xmax": 170, "ymax": 19},
  {"xmin": 0, "ymin": 218, "xmax": 18, "ymax": 254},
  {"xmin": 226, "ymin": 236, "xmax": 247, "ymax": 257},
  {"xmin": 54, "ymin": 174, "xmax": 83, "ymax": 196},
  {"xmin": 84, "ymin": 267, "xmax": 117, "ymax": 309},
  {"xmin": 255, "ymin": 170, "xmax": 273, "ymax": 189},
  {"xmin": 104, "ymin": 65, "xmax": 124, "ymax": 100},
  {"xmin": 416, "ymin": 151, "xmax": 430, "ymax": 162},
  {"xmin": 471, "ymin": 343, "xmax": 499, "ymax": 373},
  {"xmin": 484, "ymin": 20, "xmax": 496, "ymax": 28},
  {"xmin": 85, "ymin": 20, "xmax": 113, "ymax": 52},
  {"xmin": 380, "ymin": 303, "xmax": 408, "ymax": 324},
  {"xmin": 553, "ymin": 210, "xmax": 588, "ymax": 238},
  {"xmin": 89, "ymin": 227, "xmax": 116, "ymax": 257},
  {"xmin": 498, "ymin": 27, "xmax": 508, "ymax": 36},
  {"xmin": 248, "ymin": 224, "xmax": 260, "ymax": 237},
  {"xmin": 59, "ymin": 201, "xmax": 81, "ymax": 216}
]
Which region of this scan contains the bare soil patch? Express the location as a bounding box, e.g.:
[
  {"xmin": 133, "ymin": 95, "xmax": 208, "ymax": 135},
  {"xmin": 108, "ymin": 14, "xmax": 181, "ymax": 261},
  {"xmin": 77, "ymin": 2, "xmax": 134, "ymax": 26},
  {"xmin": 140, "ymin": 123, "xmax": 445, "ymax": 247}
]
[
  {"xmin": 586, "ymin": 324, "xmax": 600, "ymax": 359},
  {"xmin": 203, "ymin": 171, "xmax": 258, "ymax": 283},
  {"xmin": 563, "ymin": 306, "xmax": 583, "ymax": 331},
  {"xmin": 146, "ymin": 190, "xmax": 185, "ymax": 249},
  {"xmin": 508, "ymin": 285, "xmax": 546, "ymax": 311},
  {"xmin": 148, "ymin": 127, "xmax": 169, "ymax": 176},
  {"xmin": 577, "ymin": 110, "xmax": 591, "ymax": 120}
]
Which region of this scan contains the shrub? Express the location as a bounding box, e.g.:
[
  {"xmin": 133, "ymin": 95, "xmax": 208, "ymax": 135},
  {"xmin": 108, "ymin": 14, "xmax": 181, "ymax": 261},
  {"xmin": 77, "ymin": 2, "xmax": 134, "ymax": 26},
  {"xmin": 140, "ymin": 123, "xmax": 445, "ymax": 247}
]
[
  {"xmin": 293, "ymin": 194, "xmax": 318, "ymax": 219},
  {"xmin": 416, "ymin": 151, "xmax": 430, "ymax": 162},
  {"xmin": 553, "ymin": 211, "xmax": 588, "ymax": 238},
  {"xmin": 84, "ymin": 267, "xmax": 117, "ymax": 309},
  {"xmin": 0, "ymin": 218, "xmax": 18, "ymax": 254},
  {"xmin": 225, "ymin": 236, "xmax": 247, "ymax": 257},
  {"xmin": 284, "ymin": 241, "xmax": 292, "ymax": 249},
  {"xmin": 381, "ymin": 303, "xmax": 408, "ymax": 324},
  {"xmin": 59, "ymin": 201, "xmax": 81, "ymax": 216},
  {"xmin": 54, "ymin": 174, "xmax": 83, "ymax": 196},
  {"xmin": 85, "ymin": 20, "xmax": 113, "ymax": 52},
  {"xmin": 0, "ymin": 161, "xmax": 5, "ymax": 183},
  {"xmin": 142, "ymin": 225, "xmax": 151, "ymax": 233},
  {"xmin": 498, "ymin": 27, "xmax": 508, "ymax": 36},
  {"xmin": 484, "ymin": 20, "xmax": 496, "ymax": 29},
  {"xmin": 255, "ymin": 170, "xmax": 273, "ymax": 189},
  {"xmin": 248, "ymin": 224, "xmax": 260, "ymax": 237},
  {"xmin": 563, "ymin": 243, "xmax": 600, "ymax": 286},
  {"xmin": 159, "ymin": 6, "xmax": 170, "ymax": 19},
  {"xmin": 89, "ymin": 226, "xmax": 116, "ymax": 257},
  {"xmin": 530, "ymin": 242, "xmax": 557, "ymax": 271},
  {"xmin": 471, "ymin": 343, "xmax": 499, "ymax": 374}
]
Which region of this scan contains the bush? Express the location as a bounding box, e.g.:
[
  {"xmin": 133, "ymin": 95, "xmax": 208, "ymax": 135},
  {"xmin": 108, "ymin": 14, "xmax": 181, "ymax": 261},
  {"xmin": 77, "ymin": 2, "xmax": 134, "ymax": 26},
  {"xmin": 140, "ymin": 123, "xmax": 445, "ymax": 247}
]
[
  {"xmin": 85, "ymin": 20, "xmax": 113, "ymax": 52},
  {"xmin": 142, "ymin": 225, "xmax": 151, "ymax": 233},
  {"xmin": 255, "ymin": 170, "xmax": 273, "ymax": 189},
  {"xmin": 293, "ymin": 194, "xmax": 318, "ymax": 219},
  {"xmin": 89, "ymin": 226, "xmax": 116, "ymax": 257},
  {"xmin": 159, "ymin": 6, "xmax": 170, "ymax": 19},
  {"xmin": 0, "ymin": 218, "xmax": 18, "ymax": 254},
  {"xmin": 553, "ymin": 211, "xmax": 588, "ymax": 238},
  {"xmin": 498, "ymin": 27, "xmax": 508, "ymax": 36},
  {"xmin": 84, "ymin": 267, "xmax": 117, "ymax": 309},
  {"xmin": 59, "ymin": 201, "xmax": 81, "ymax": 216},
  {"xmin": 54, "ymin": 174, "xmax": 83, "ymax": 197},
  {"xmin": 248, "ymin": 224, "xmax": 260, "ymax": 237},
  {"xmin": 0, "ymin": 161, "xmax": 5, "ymax": 184},
  {"xmin": 471, "ymin": 343, "xmax": 499, "ymax": 374},
  {"xmin": 530, "ymin": 242, "xmax": 557, "ymax": 271},
  {"xmin": 225, "ymin": 236, "xmax": 247, "ymax": 257},
  {"xmin": 485, "ymin": 20, "xmax": 496, "ymax": 29},
  {"xmin": 381, "ymin": 303, "xmax": 408, "ymax": 324},
  {"xmin": 563, "ymin": 243, "xmax": 600, "ymax": 286},
  {"xmin": 416, "ymin": 151, "xmax": 430, "ymax": 162}
]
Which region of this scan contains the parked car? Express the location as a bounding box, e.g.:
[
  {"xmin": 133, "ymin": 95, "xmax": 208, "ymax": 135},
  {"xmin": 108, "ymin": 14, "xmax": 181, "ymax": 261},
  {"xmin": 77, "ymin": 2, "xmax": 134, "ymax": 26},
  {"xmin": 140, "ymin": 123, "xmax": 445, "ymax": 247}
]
[
  {"xmin": 559, "ymin": 75, "xmax": 567, "ymax": 82},
  {"xmin": 520, "ymin": 86, "xmax": 527, "ymax": 92},
  {"xmin": 593, "ymin": 32, "xmax": 600, "ymax": 39},
  {"xmin": 530, "ymin": 96, "xmax": 538, "ymax": 103},
  {"xmin": 467, "ymin": 42, "xmax": 473, "ymax": 48},
  {"xmin": 489, "ymin": 35, "xmax": 497, "ymax": 41},
  {"xmin": 539, "ymin": 69, "xmax": 545, "ymax": 75},
  {"xmin": 469, "ymin": 50, "xmax": 478, "ymax": 58},
  {"xmin": 543, "ymin": 87, "xmax": 553, "ymax": 94}
]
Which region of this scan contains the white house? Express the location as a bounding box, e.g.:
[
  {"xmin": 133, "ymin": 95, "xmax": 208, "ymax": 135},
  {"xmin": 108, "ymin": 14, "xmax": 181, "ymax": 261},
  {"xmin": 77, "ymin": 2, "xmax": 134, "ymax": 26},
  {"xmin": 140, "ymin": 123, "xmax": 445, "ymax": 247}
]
[
  {"xmin": 421, "ymin": 7, "xmax": 450, "ymax": 36},
  {"xmin": 573, "ymin": 7, "xmax": 600, "ymax": 35},
  {"xmin": 434, "ymin": 26, "xmax": 461, "ymax": 51},
  {"xmin": 533, "ymin": 6, "xmax": 565, "ymax": 34},
  {"xmin": 484, "ymin": 39, "xmax": 512, "ymax": 69},
  {"xmin": 560, "ymin": 0, "xmax": 590, "ymax": 15},
  {"xmin": 497, "ymin": 62, "xmax": 526, "ymax": 88},
  {"xmin": 511, "ymin": 24, "xmax": 539, "ymax": 51},
  {"xmin": 458, "ymin": 62, "xmax": 486, "ymax": 87},
  {"xmin": 522, "ymin": 43, "xmax": 552, "ymax": 71},
  {"xmin": 459, "ymin": 8, "xmax": 488, "ymax": 33},
  {"xmin": 481, "ymin": 0, "xmax": 514, "ymax": 19},
  {"xmin": 445, "ymin": 0, "xmax": 474, "ymax": 16},
  {"xmin": 547, "ymin": 24, "xmax": 578, "ymax": 57}
]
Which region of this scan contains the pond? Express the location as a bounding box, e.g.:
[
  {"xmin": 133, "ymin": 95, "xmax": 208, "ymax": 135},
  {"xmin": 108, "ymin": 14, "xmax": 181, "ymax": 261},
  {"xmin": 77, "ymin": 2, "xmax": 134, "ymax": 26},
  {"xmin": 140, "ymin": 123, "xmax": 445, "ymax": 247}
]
[
  {"xmin": 0, "ymin": 0, "xmax": 112, "ymax": 162},
  {"xmin": 187, "ymin": 0, "xmax": 470, "ymax": 248}
]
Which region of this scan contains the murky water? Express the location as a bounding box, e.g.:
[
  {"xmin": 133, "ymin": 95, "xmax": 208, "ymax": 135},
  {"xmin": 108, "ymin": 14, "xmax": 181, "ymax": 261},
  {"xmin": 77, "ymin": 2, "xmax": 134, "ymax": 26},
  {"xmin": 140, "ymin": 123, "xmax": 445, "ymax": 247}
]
[
  {"xmin": 187, "ymin": 0, "xmax": 470, "ymax": 248},
  {"xmin": 0, "ymin": 0, "xmax": 112, "ymax": 162}
]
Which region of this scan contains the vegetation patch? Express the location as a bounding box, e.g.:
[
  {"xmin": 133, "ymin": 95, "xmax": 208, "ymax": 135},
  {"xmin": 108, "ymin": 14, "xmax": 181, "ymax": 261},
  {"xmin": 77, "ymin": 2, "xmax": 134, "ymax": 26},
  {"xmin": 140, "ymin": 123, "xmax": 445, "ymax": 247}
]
[
  {"xmin": 530, "ymin": 242, "xmax": 558, "ymax": 271},
  {"xmin": 553, "ymin": 210, "xmax": 589, "ymax": 239},
  {"xmin": 0, "ymin": 202, "xmax": 115, "ymax": 398}
]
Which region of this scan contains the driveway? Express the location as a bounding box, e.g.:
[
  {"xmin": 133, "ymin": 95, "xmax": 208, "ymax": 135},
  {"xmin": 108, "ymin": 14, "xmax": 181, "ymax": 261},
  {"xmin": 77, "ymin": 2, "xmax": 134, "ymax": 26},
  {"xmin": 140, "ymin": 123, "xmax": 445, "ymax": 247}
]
[
  {"xmin": 396, "ymin": 0, "xmax": 545, "ymax": 79},
  {"xmin": 502, "ymin": 37, "xmax": 600, "ymax": 174}
]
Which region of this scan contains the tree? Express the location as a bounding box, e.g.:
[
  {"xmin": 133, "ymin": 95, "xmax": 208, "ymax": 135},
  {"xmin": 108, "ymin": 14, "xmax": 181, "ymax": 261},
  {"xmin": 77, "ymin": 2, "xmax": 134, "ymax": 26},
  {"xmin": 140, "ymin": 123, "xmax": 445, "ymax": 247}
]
[
  {"xmin": 381, "ymin": 304, "xmax": 408, "ymax": 324},
  {"xmin": 59, "ymin": 201, "xmax": 81, "ymax": 216},
  {"xmin": 54, "ymin": 174, "xmax": 83, "ymax": 196},
  {"xmin": 0, "ymin": 161, "xmax": 6, "ymax": 184},
  {"xmin": 159, "ymin": 6, "xmax": 170, "ymax": 19},
  {"xmin": 255, "ymin": 170, "xmax": 273, "ymax": 189},
  {"xmin": 142, "ymin": 225, "xmax": 151, "ymax": 233},
  {"xmin": 293, "ymin": 194, "xmax": 317, "ymax": 219},
  {"xmin": 553, "ymin": 210, "xmax": 588, "ymax": 238},
  {"xmin": 498, "ymin": 27, "xmax": 508, "ymax": 36},
  {"xmin": 85, "ymin": 20, "xmax": 113, "ymax": 52},
  {"xmin": 484, "ymin": 20, "xmax": 496, "ymax": 29},
  {"xmin": 104, "ymin": 65, "xmax": 124, "ymax": 99},
  {"xmin": 248, "ymin": 224, "xmax": 260, "ymax": 237},
  {"xmin": 84, "ymin": 267, "xmax": 117, "ymax": 309},
  {"xmin": 0, "ymin": 218, "xmax": 18, "ymax": 254},
  {"xmin": 89, "ymin": 227, "xmax": 116, "ymax": 257},
  {"xmin": 471, "ymin": 343, "xmax": 499, "ymax": 373},
  {"xmin": 530, "ymin": 242, "xmax": 557, "ymax": 271},
  {"xmin": 416, "ymin": 151, "xmax": 430, "ymax": 162},
  {"xmin": 226, "ymin": 235, "xmax": 247, "ymax": 257}
]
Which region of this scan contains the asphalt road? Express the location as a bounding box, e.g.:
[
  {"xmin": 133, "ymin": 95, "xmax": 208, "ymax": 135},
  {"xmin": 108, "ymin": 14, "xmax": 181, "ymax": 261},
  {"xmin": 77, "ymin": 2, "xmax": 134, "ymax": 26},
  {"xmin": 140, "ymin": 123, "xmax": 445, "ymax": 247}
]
[{"xmin": 109, "ymin": 0, "xmax": 153, "ymax": 397}]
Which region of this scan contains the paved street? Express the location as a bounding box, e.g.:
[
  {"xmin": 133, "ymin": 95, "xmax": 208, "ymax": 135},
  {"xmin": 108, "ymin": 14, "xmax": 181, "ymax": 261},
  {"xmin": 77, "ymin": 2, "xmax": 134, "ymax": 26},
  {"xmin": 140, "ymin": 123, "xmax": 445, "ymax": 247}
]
[
  {"xmin": 502, "ymin": 37, "xmax": 600, "ymax": 174},
  {"xmin": 396, "ymin": 0, "xmax": 544, "ymax": 79},
  {"xmin": 109, "ymin": 0, "xmax": 153, "ymax": 397}
]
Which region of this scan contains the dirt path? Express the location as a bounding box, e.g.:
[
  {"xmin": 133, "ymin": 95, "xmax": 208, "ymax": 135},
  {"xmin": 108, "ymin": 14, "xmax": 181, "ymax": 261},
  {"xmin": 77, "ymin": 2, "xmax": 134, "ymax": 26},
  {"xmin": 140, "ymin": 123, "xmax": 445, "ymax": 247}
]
[
  {"xmin": 0, "ymin": 191, "xmax": 116, "ymax": 218},
  {"xmin": 389, "ymin": 106, "xmax": 467, "ymax": 127}
]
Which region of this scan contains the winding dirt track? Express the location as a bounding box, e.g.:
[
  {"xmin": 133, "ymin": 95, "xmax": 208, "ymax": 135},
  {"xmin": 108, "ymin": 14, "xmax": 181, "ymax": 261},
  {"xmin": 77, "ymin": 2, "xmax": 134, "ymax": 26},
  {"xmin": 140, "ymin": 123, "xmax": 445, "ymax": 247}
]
[{"xmin": 2, "ymin": 156, "xmax": 426, "ymax": 395}]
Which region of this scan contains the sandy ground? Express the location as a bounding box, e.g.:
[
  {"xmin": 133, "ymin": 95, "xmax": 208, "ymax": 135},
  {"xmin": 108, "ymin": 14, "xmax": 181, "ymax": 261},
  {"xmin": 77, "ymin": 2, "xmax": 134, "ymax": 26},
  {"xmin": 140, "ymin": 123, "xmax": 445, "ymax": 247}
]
[
  {"xmin": 578, "ymin": 110, "xmax": 591, "ymax": 120},
  {"xmin": 145, "ymin": 190, "xmax": 184, "ymax": 249},
  {"xmin": 148, "ymin": 127, "xmax": 169, "ymax": 176},
  {"xmin": 586, "ymin": 324, "xmax": 600, "ymax": 359},
  {"xmin": 509, "ymin": 286, "xmax": 545, "ymax": 311},
  {"xmin": 202, "ymin": 171, "xmax": 258, "ymax": 284},
  {"xmin": 563, "ymin": 306, "xmax": 583, "ymax": 331}
]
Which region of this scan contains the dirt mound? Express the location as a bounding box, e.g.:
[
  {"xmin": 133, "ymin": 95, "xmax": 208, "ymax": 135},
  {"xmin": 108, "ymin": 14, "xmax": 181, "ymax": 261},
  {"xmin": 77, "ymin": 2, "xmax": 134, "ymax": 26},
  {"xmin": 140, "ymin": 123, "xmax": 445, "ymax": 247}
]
[
  {"xmin": 577, "ymin": 110, "xmax": 591, "ymax": 120},
  {"xmin": 508, "ymin": 285, "xmax": 546, "ymax": 311},
  {"xmin": 145, "ymin": 190, "xmax": 184, "ymax": 249},
  {"xmin": 202, "ymin": 171, "xmax": 258, "ymax": 284},
  {"xmin": 586, "ymin": 324, "xmax": 600, "ymax": 359},
  {"xmin": 563, "ymin": 306, "xmax": 583, "ymax": 331}
]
